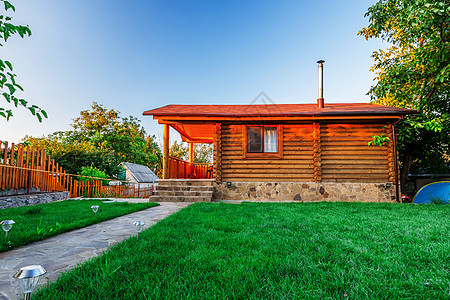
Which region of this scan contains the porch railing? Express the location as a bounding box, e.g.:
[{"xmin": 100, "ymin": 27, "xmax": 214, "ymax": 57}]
[{"xmin": 168, "ymin": 156, "xmax": 213, "ymax": 179}]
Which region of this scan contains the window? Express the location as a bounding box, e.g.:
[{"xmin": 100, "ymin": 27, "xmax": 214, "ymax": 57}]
[
  {"xmin": 247, "ymin": 126, "xmax": 278, "ymax": 153},
  {"xmin": 243, "ymin": 125, "xmax": 283, "ymax": 158}
]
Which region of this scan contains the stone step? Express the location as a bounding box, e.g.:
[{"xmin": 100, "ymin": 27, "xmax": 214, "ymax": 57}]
[
  {"xmin": 151, "ymin": 180, "xmax": 215, "ymax": 202},
  {"xmin": 157, "ymin": 179, "xmax": 214, "ymax": 187},
  {"xmin": 149, "ymin": 195, "xmax": 212, "ymax": 202},
  {"xmin": 156, "ymin": 185, "xmax": 214, "ymax": 192},
  {"xmin": 154, "ymin": 190, "xmax": 213, "ymax": 197}
]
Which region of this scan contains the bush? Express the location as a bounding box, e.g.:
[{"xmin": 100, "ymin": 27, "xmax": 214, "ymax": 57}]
[{"xmin": 78, "ymin": 166, "xmax": 109, "ymax": 185}]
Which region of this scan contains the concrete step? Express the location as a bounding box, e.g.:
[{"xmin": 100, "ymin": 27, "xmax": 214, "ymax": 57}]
[{"xmin": 149, "ymin": 195, "xmax": 212, "ymax": 202}]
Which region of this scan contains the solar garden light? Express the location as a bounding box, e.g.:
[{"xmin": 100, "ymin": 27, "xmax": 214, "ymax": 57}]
[
  {"xmin": 91, "ymin": 205, "xmax": 99, "ymax": 217},
  {"xmin": 13, "ymin": 265, "xmax": 47, "ymax": 300},
  {"xmin": 133, "ymin": 221, "xmax": 145, "ymax": 240},
  {"xmin": 1, "ymin": 220, "xmax": 15, "ymax": 238}
]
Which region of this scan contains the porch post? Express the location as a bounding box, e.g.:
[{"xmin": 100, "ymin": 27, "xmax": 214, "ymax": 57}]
[
  {"xmin": 163, "ymin": 124, "xmax": 169, "ymax": 179},
  {"xmin": 189, "ymin": 143, "xmax": 194, "ymax": 163}
]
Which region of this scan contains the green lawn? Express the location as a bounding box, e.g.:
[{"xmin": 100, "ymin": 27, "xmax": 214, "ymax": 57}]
[
  {"xmin": 0, "ymin": 199, "xmax": 158, "ymax": 252},
  {"xmin": 35, "ymin": 202, "xmax": 449, "ymax": 299}
]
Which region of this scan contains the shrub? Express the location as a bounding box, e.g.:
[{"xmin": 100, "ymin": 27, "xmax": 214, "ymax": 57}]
[{"xmin": 78, "ymin": 166, "xmax": 109, "ymax": 185}]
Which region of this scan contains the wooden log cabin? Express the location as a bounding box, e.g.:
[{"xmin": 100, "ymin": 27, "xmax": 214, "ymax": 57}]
[{"xmin": 144, "ymin": 102, "xmax": 416, "ymax": 202}]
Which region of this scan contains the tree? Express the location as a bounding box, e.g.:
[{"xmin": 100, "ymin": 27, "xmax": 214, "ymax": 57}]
[
  {"xmin": 0, "ymin": 0, "xmax": 46, "ymax": 121},
  {"xmin": 169, "ymin": 141, "xmax": 188, "ymax": 160},
  {"xmin": 25, "ymin": 102, "xmax": 161, "ymax": 178},
  {"xmin": 24, "ymin": 131, "xmax": 123, "ymax": 177},
  {"xmin": 193, "ymin": 144, "xmax": 213, "ymax": 163},
  {"xmin": 169, "ymin": 141, "xmax": 213, "ymax": 163},
  {"xmin": 70, "ymin": 102, "xmax": 159, "ymax": 168},
  {"xmin": 359, "ymin": 0, "xmax": 450, "ymax": 190},
  {"xmin": 146, "ymin": 135, "xmax": 162, "ymax": 177}
]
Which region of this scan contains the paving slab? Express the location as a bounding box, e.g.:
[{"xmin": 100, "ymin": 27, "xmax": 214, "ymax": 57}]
[{"xmin": 0, "ymin": 201, "xmax": 191, "ymax": 300}]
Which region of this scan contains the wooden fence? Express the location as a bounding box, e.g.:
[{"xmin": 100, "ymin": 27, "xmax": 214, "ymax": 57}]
[
  {"xmin": 168, "ymin": 156, "xmax": 213, "ymax": 179},
  {"xmin": 75, "ymin": 181, "xmax": 153, "ymax": 198},
  {"xmin": 0, "ymin": 142, "xmax": 153, "ymax": 198}
]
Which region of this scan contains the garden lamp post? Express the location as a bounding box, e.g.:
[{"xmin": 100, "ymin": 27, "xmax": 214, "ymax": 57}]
[
  {"xmin": 1, "ymin": 220, "xmax": 15, "ymax": 238},
  {"xmin": 133, "ymin": 221, "xmax": 145, "ymax": 240},
  {"xmin": 91, "ymin": 205, "xmax": 99, "ymax": 217},
  {"xmin": 13, "ymin": 265, "xmax": 46, "ymax": 300}
]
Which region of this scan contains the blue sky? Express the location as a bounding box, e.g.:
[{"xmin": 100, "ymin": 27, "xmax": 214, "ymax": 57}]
[{"xmin": 1, "ymin": 0, "xmax": 386, "ymax": 144}]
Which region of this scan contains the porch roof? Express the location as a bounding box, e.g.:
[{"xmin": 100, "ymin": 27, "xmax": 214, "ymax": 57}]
[{"xmin": 171, "ymin": 123, "xmax": 216, "ymax": 143}]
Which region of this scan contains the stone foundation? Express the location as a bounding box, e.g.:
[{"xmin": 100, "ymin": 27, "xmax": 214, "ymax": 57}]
[
  {"xmin": 0, "ymin": 191, "xmax": 70, "ymax": 209},
  {"xmin": 214, "ymin": 182, "xmax": 397, "ymax": 202},
  {"xmin": 0, "ymin": 187, "xmax": 41, "ymax": 197}
]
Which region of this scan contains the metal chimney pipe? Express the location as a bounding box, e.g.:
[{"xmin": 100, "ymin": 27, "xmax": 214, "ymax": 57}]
[{"xmin": 317, "ymin": 60, "xmax": 325, "ymax": 108}]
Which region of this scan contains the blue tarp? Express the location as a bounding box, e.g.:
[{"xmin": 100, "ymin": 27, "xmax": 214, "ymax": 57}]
[{"xmin": 413, "ymin": 181, "xmax": 450, "ymax": 204}]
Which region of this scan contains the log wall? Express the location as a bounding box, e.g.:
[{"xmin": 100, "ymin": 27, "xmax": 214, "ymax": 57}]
[
  {"xmin": 221, "ymin": 123, "xmax": 315, "ymax": 182},
  {"xmin": 219, "ymin": 122, "xmax": 394, "ymax": 183},
  {"xmin": 320, "ymin": 123, "xmax": 391, "ymax": 183}
]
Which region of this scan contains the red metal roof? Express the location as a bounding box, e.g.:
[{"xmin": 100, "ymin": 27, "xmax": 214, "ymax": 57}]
[{"xmin": 143, "ymin": 103, "xmax": 416, "ymax": 118}]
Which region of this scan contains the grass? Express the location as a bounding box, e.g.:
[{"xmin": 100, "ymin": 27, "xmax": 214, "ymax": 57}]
[
  {"xmin": 0, "ymin": 199, "xmax": 158, "ymax": 252},
  {"xmin": 35, "ymin": 202, "xmax": 449, "ymax": 299}
]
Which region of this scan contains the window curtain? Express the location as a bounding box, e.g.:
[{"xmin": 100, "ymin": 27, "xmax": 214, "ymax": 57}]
[{"xmin": 264, "ymin": 127, "xmax": 277, "ymax": 152}]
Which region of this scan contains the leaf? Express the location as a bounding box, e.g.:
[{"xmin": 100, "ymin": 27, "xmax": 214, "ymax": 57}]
[
  {"xmin": 14, "ymin": 82, "xmax": 23, "ymax": 91},
  {"xmin": 3, "ymin": 1, "xmax": 15, "ymax": 12},
  {"xmin": 36, "ymin": 113, "xmax": 42, "ymax": 122},
  {"xmin": 5, "ymin": 83, "xmax": 15, "ymax": 94},
  {"xmin": 4, "ymin": 60, "xmax": 12, "ymax": 71},
  {"xmin": 2, "ymin": 92, "xmax": 10, "ymax": 102},
  {"xmin": 28, "ymin": 106, "xmax": 36, "ymax": 115},
  {"xmin": 41, "ymin": 109, "xmax": 48, "ymax": 118},
  {"xmin": 11, "ymin": 95, "xmax": 18, "ymax": 107}
]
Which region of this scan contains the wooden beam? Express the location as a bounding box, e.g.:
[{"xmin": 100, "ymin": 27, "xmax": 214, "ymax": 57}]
[
  {"xmin": 189, "ymin": 143, "xmax": 194, "ymax": 163},
  {"xmin": 163, "ymin": 124, "xmax": 169, "ymax": 179}
]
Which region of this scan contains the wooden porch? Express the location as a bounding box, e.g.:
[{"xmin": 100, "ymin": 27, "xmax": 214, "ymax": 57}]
[
  {"xmin": 168, "ymin": 156, "xmax": 213, "ymax": 179},
  {"xmin": 162, "ymin": 123, "xmax": 215, "ymax": 180}
]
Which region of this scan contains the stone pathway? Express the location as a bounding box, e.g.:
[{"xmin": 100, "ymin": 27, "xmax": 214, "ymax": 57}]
[{"xmin": 0, "ymin": 201, "xmax": 191, "ymax": 300}]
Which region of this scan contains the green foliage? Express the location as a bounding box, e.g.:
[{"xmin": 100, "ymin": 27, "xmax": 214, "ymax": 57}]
[
  {"xmin": 34, "ymin": 202, "xmax": 449, "ymax": 299},
  {"xmin": 24, "ymin": 102, "xmax": 162, "ymax": 178},
  {"xmin": 368, "ymin": 134, "xmax": 390, "ymax": 146},
  {"xmin": 193, "ymin": 143, "xmax": 213, "ymax": 163},
  {"xmin": 169, "ymin": 141, "xmax": 213, "ymax": 163},
  {"xmin": 169, "ymin": 140, "xmax": 188, "ymax": 160},
  {"xmin": 368, "ymin": 126, "xmax": 391, "ymax": 147},
  {"xmin": 0, "ymin": 0, "xmax": 46, "ymax": 121},
  {"xmin": 0, "ymin": 200, "xmax": 158, "ymax": 252},
  {"xmin": 36, "ymin": 219, "xmax": 61, "ymax": 239},
  {"xmin": 24, "ymin": 131, "xmax": 123, "ymax": 178},
  {"xmin": 359, "ymin": 0, "xmax": 450, "ymax": 183},
  {"xmin": 146, "ymin": 135, "xmax": 162, "ymax": 177},
  {"xmin": 78, "ymin": 166, "xmax": 109, "ymax": 185}
]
